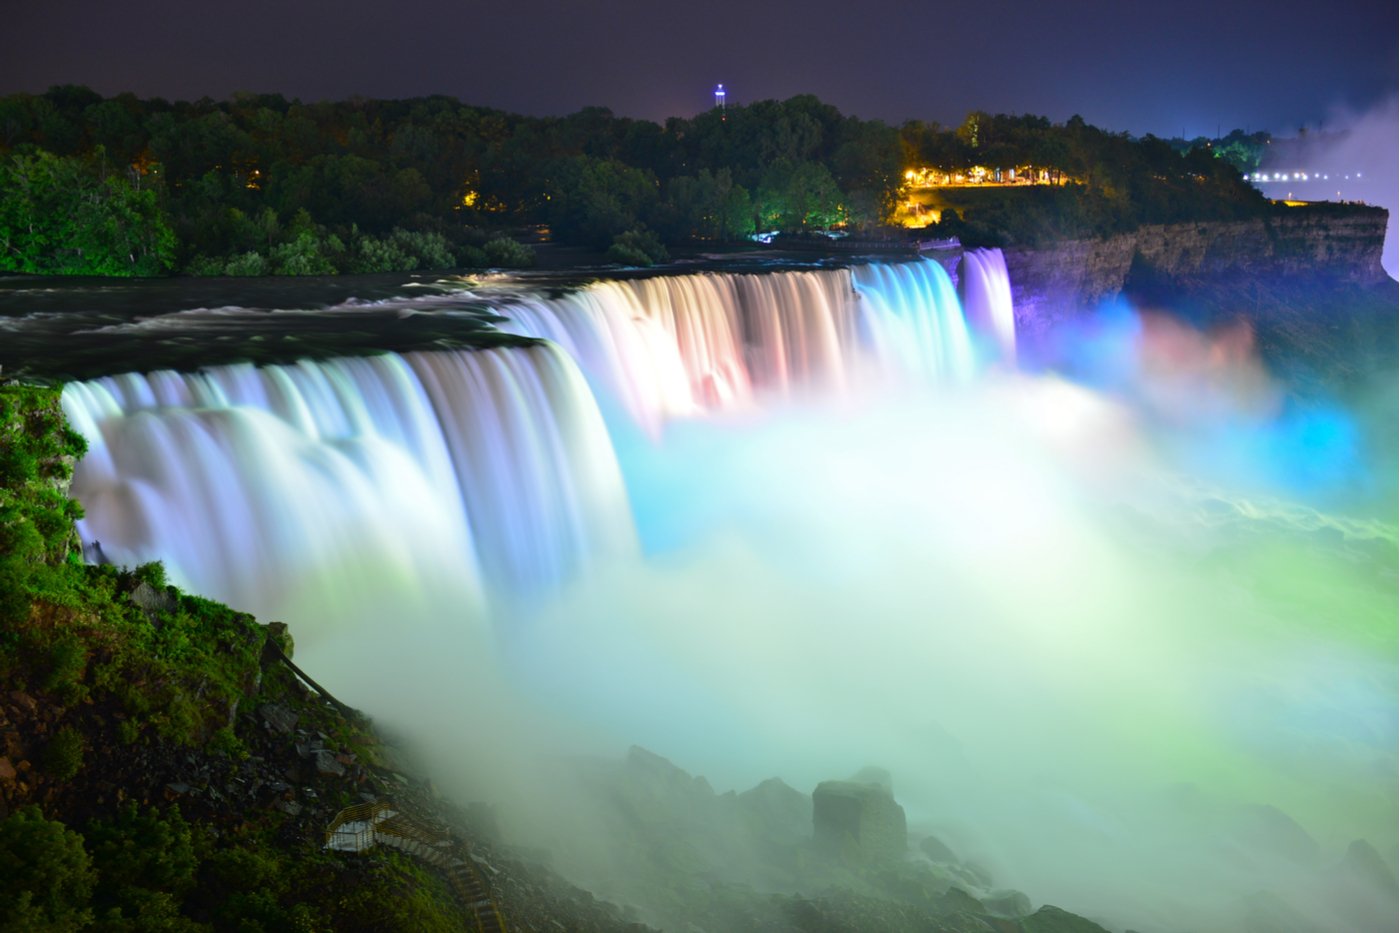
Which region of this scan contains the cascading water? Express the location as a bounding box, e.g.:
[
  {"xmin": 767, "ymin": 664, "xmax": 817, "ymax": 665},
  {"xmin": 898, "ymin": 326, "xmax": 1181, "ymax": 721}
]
[
  {"xmin": 497, "ymin": 259, "xmax": 970, "ymax": 430},
  {"xmin": 61, "ymin": 257, "xmax": 983, "ymax": 618},
  {"xmin": 961, "ymin": 247, "xmax": 1018, "ymax": 365},
  {"xmin": 62, "ymin": 343, "xmax": 636, "ymax": 623},
  {"xmin": 851, "ymin": 258, "xmax": 976, "ymax": 382},
  {"xmin": 51, "ymin": 250, "xmax": 1396, "ymax": 933},
  {"xmin": 55, "ymin": 258, "xmax": 981, "ymax": 636}
]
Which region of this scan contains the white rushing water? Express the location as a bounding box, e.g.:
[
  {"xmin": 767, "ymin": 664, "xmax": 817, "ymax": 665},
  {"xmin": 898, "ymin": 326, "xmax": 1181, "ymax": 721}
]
[{"xmin": 59, "ymin": 253, "xmax": 1396, "ymax": 933}]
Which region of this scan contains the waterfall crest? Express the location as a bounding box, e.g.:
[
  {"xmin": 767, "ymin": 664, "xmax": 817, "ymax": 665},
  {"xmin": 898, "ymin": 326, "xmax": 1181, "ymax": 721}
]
[
  {"xmin": 62, "ymin": 344, "xmax": 636, "ymax": 623},
  {"xmin": 61, "ymin": 254, "xmax": 1014, "ymax": 615},
  {"xmin": 499, "ymin": 258, "xmax": 980, "ymax": 430}
]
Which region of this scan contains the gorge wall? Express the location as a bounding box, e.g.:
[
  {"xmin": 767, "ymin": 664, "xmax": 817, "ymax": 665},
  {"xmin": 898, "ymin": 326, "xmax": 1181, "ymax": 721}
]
[{"xmin": 997, "ymin": 205, "xmax": 1391, "ymax": 334}]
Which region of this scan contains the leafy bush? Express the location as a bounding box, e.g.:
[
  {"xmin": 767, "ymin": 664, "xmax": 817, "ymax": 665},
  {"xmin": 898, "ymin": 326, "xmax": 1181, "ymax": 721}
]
[
  {"xmin": 42, "ymin": 634, "xmax": 88, "ymax": 704},
  {"xmin": 349, "ymin": 232, "xmax": 417, "ymax": 273},
  {"xmin": 607, "ymin": 227, "xmax": 668, "ymax": 266},
  {"xmin": 0, "ymin": 806, "xmax": 95, "ymax": 933},
  {"xmin": 390, "ymin": 228, "xmax": 456, "ymax": 269},
  {"xmin": 44, "ymin": 726, "xmax": 85, "ymax": 781},
  {"xmin": 269, "ymin": 230, "xmax": 341, "ymax": 275},
  {"xmin": 483, "ymin": 236, "xmax": 535, "ymax": 268},
  {"xmin": 222, "ymin": 251, "xmax": 269, "ymax": 276},
  {"xmin": 181, "ymin": 255, "xmax": 225, "ymax": 276},
  {"xmin": 87, "ymin": 803, "xmax": 199, "ymax": 902}
]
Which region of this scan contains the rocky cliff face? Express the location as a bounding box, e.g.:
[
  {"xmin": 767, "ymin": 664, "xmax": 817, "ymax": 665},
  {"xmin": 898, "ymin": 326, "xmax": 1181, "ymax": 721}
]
[{"xmin": 997, "ymin": 205, "xmax": 1391, "ymax": 337}]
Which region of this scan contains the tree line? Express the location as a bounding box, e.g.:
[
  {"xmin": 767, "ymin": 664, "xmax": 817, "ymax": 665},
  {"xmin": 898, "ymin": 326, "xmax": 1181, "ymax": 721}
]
[{"xmin": 0, "ymin": 86, "xmax": 1272, "ymax": 275}]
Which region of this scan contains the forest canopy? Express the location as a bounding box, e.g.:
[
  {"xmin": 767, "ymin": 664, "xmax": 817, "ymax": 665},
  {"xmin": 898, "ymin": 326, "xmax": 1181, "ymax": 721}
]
[{"xmin": 0, "ymin": 87, "xmax": 1271, "ymax": 276}]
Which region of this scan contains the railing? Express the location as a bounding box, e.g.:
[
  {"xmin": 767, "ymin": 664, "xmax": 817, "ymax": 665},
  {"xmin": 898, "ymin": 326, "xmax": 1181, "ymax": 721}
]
[{"xmin": 324, "ymin": 800, "xmax": 507, "ymax": 932}]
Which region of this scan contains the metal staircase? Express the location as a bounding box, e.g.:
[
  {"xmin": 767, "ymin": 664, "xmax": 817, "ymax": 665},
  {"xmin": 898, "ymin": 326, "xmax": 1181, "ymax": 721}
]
[{"xmin": 326, "ymin": 800, "xmax": 507, "ymax": 932}]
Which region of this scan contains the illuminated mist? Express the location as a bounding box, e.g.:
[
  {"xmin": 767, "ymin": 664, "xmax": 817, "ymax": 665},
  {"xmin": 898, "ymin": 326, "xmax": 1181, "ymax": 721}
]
[
  {"xmin": 62, "ymin": 259, "xmax": 1396, "ymax": 932},
  {"xmin": 1259, "ymin": 94, "xmax": 1400, "ymax": 278}
]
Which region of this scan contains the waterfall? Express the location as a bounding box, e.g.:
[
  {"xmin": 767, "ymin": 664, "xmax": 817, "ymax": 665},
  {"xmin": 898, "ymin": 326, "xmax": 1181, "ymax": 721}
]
[
  {"xmin": 61, "ymin": 254, "xmax": 1014, "ymax": 614},
  {"xmin": 961, "ymin": 247, "xmax": 1018, "ymax": 365},
  {"xmin": 62, "ymin": 344, "xmax": 636, "ymax": 627},
  {"xmin": 851, "ymin": 258, "xmax": 976, "ymax": 382},
  {"xmin": 45, "ymin": 249, "xmax": 1399, "ymax": 933},
  {"xmin": 498, "ymin": 258, "xmax": 980, "ymax": 431}
]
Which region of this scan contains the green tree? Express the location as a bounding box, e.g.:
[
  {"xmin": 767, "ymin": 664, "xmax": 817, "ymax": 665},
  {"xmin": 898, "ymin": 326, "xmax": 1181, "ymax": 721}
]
[
  {"xmin": 758, "ymin": 160, "xmax": 844, "ymax": 231},
  {"xmin": 0, "ymin": 807, "xmax": 95, "ymax": 933},
  {"xmin": 547, "ymin": 155, "xmax": 659, "ymax": 248},
  {"xmin": 86, "ymin": 802, "xmax": 200, "ymax": 928},
  {"xmin": 0, "ymin": 148, "xmax": 176, "ymax": 276},
  {"xmin": 659, "ymin": 168, "xmax": 753, "ymax": 241}
]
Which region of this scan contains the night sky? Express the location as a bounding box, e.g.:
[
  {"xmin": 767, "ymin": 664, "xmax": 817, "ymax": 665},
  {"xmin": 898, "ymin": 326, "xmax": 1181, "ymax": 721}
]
[{"xmin": 4, "ymin": 0, "xmax": 1396, "ymax": 136}]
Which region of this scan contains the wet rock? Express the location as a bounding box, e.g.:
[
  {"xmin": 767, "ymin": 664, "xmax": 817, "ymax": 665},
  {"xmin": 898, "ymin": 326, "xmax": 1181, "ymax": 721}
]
[
  {"xmin": 735, "ymin": 777, "xmax": 809, "ymax": 846},
  {"xmin": 849, "ymin": 765, "xmax": 893, "ymax": 795},
  {"xmin": 919, "ymin": 832, "xmax": 960, "ymax": 863},
  {"xmin": 1229, "ymin": 803, "xmax": 1320, "ymax": 865},
  {"xmin": 933, "ymin": 886, "xmax": 985, "ymax": 916},
  {"xmin": 982, "ymin": 889, "xmax": 1033, "ymax": 918},
  {"xmin": 0, "ymin": 757, "xmax": 15, "ymax": 782},
  {"xmin": 129, "ymin": 581, "xmax": 176, "ymax": 618},
  {"xmin": 315, "ymin": 750, "xmax": 344, "ymax": 778},
  {"xmin": 1324, "ymin": 838, "xmax": 1399, "ymax": 931},
  {"xmin": 963, "ymin": 860, "xmax": 996, "ymax": 889},
  {"xmin": 258, "ymin": 703, "xmax": 298, "ymax": 735},
  {"xmin": 275, "ymin": 799, "xmax": 303, "ymax": 817},
  {"xmin": 1337, "ymin": 838, "xmax": 1396, "ymax": 893},
  {"xmin": 8, "ymin": 691, "xmax": 37, "ymax": 717},
  {"xmin": 813, "ymin": 779, "xmax": 907, "ymax": 862},
  {"xmin": 1022, "ymin": 904, "xmax": 1112, "ymax": 932},
  {"xmin": 625, "ymin": 745, "xmax": 714, "ymax": 797}
]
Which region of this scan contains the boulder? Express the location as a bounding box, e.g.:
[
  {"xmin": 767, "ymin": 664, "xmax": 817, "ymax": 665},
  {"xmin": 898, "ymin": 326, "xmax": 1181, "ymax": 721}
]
[
  {"xmin": 313, "ymin": 749, "xmax": 345, "ymax": 777},
  {"xmin": 1337, "ymin": 838, "xmax": 1396, "ymax": 894},
  {"xmin": 258, "ymin": 703, "xmax": 298, "ymax": 735},
  {"xmin": 1022, "ymin": 904, "xmax": 1112, "ymax": 932},
  {"xmin": 918, "ymin": 833, "xmax": 959, "ymax": 863},
  {"xmin": 736, "ymin": 777, "xmax": 810, "ymax": 846},
  {"xmin": 1229, "ymin": 803, "xmax": 1320, "ymax": 865},
  {"xmin": 129, "ymin": 581, "xmax": 176, "ymax": 617},
  {"xmin": 982, "ymin": 888, "xmax": 1033, "ymax": 918},
  {"xmin": 813, "ymin": 780, "xmax": 907, "ymax": 862},
  {"xmin": 849, "ymin": 766, "xmax": 893, "ymax": 795}
]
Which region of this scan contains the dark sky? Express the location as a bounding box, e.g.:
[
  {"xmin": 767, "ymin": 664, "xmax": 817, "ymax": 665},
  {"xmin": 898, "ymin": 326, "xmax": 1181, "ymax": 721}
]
[{"xmin": 4, "ymin": 0, "xmax": 1395, "ymax": 136}]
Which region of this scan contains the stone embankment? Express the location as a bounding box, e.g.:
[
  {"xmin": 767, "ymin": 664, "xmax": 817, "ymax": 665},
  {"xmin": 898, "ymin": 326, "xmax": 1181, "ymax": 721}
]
[{"xmin": 997, "ymin": 205, "xmax": 1390, "ymax": 332}]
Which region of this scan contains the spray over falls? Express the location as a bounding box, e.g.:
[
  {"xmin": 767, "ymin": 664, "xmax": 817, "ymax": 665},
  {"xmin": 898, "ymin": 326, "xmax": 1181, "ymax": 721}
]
[{"xmin": 57, "ymin": 251, "xmax": 1397, "ymax": 933}]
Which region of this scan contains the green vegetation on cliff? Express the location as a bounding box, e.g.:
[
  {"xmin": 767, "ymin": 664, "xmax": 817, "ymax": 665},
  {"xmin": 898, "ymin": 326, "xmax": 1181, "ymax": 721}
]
[{"xmin": 0, "ymin": 384, "xmax": 468, "ymax": 932}]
